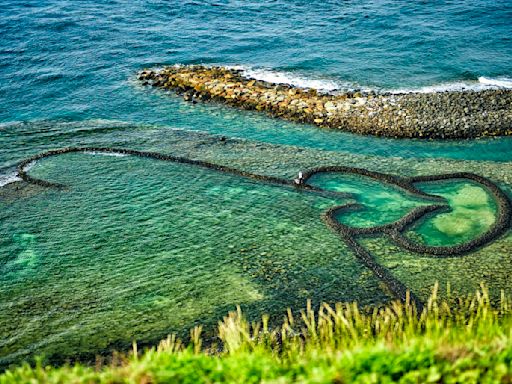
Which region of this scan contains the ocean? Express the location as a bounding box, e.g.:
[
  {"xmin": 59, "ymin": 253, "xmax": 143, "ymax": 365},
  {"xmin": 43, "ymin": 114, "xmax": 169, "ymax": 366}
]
[{"xmin": 0, "ymin": 0, "xmax": 511, "ymax": 368}]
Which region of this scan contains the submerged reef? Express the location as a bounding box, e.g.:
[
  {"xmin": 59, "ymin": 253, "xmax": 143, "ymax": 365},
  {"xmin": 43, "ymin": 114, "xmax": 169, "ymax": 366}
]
[
  {"xmin": 138, "ymin": 65, "xmax": 512, "ymax": 139},
  {"xmin": 16, "ymin": 148, "xmax": 512, "ymax": 311}
]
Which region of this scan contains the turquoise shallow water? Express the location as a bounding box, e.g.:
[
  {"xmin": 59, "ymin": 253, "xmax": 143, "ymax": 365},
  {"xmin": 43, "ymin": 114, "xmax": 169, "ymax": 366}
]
[
  {"xmin": 0, "ymin": 151, "xmax": 387, "ymax": 366},
  {"xmin": 306, "ymin": 172, "xmax": 431, "ymax": 228},
  {"xmin": 0, "ymin": 0, "xmax": 512, "ymax": 369},
  {"xmin": 410, "ymin": 180, "xmax": 498, "ymax": 246},
  {"xmin": 1, "ymin": 126, "xmax": 512, "ymax": 367},
  {"xmin": 1, "ymin": 0, "xmax": 512, "ymax": 162}
]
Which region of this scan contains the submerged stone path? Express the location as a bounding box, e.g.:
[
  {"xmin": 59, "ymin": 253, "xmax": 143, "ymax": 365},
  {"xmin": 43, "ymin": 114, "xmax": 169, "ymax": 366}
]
[
  {"xmin": 138, "ymin": 66, "xmax": 512, "ymax": 139},
  {"xmin": 16, "ymin": 147, "xmax": 512, "ymax": 311}
]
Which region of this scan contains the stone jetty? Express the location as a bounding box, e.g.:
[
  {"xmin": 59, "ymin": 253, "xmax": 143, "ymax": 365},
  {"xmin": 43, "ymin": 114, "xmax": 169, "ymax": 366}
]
[{"xmin": 138, "ymin": 65, "xmax": 512, "ymax": 139}]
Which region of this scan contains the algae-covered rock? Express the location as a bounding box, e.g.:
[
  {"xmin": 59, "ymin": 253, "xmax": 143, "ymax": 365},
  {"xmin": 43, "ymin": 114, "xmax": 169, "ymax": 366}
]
[{"xmin": 137, "ymin": 65, "xmax": 512, "ymax": 139}]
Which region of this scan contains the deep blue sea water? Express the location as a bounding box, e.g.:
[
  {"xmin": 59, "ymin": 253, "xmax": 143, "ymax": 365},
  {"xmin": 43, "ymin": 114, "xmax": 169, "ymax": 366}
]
[
  {"xmin": 1, "ymin": 0, "xmax": 512, "ymax": 168},
  {"xmin": 1, "ymin": 0, "xmax": 512, "ymax": 368}
]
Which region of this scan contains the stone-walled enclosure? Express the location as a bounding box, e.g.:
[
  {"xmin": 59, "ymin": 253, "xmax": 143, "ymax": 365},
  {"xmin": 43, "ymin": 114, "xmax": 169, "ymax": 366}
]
[{"xmin": 17, "ymin": 147, "xmax": 512, "ymax": 310}]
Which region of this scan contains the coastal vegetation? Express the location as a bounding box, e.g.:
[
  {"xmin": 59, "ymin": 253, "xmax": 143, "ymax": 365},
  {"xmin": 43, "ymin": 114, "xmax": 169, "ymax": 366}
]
[
  {"xmin": 138, "ymin": 65, "xmax": 512, "ymax": 139},
  {"xmin": 1, "ymin": 284, "xmax": 512, "ymax": 383}
]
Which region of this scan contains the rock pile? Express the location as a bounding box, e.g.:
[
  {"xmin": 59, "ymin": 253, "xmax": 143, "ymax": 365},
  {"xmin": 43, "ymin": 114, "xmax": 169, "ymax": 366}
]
[{"xmin": 138, "ymin": 65, "xmax": 512, "ymax": 139}]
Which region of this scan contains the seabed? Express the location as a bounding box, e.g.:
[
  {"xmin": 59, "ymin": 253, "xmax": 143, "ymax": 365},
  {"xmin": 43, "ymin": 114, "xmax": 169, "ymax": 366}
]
[{"xmin": 1, "ymin": 129, "xmax": 511, "ymax": 367}]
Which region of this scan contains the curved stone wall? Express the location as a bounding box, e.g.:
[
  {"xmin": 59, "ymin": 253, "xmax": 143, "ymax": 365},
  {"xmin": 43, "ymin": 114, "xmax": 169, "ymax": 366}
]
[
  {"xmin": 138, "ymin": 66, "xmax": 512, "ymax": 139},
  {"xmin": 303, "ymin": 168, "xmax": 511, "ymax": 310},
  {"xmin": 16, "ymin": 148, "xmax": 512, "ymax": 311}
]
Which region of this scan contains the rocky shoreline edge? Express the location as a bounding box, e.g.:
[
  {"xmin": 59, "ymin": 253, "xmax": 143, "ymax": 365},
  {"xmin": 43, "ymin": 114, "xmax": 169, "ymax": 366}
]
[{"xmin": 138, "ymin": 65, "xmax": 512, "ymax": 139}]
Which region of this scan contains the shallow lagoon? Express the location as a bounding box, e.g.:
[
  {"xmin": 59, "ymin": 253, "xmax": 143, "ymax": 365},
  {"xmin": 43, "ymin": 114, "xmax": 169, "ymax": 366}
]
[
  {"xmin": 1, "ymin": 124, "xmax": 511, "ymax": 367},
  {"xmin": 0, "ymin": 150, "xmax": 382, "ymax": 366}
]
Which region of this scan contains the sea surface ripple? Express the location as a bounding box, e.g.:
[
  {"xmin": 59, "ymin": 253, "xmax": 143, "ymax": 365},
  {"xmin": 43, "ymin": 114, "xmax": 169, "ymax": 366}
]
[{"xmin": 0, "ymin": 0, "xmax": 511, "ymax": 166}]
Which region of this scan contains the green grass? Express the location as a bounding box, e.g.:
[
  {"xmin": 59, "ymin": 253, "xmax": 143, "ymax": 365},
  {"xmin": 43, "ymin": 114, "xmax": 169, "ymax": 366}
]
[{"xmin": 2, "ymin": 284, "xmax": 512, "ymax": 383}]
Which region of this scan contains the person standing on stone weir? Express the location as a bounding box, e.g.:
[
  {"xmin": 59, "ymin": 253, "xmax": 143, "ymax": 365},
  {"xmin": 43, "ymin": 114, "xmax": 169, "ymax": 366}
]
[{"xmin": 294, "ymin": 171, "xmax": 304, "ymax": 186}]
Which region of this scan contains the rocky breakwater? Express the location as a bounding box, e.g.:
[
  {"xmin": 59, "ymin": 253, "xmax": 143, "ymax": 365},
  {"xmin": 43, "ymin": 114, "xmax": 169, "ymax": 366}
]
[{"xmin": 138, "ymin": 65, "xmax": 512, "ymax": 139}]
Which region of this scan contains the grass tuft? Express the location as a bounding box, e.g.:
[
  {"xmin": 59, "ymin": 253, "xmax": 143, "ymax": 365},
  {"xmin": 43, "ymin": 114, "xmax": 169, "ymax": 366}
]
[{"xmin": 2, "ymin": 284, "xmax": 512, "ymax": 383}]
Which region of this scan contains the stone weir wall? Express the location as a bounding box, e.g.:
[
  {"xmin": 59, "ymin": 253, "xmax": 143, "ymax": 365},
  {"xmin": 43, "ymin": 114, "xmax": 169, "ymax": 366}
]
[{"xmin": 138, "ymin": 65, "xmax": 512, "ymax": 139}]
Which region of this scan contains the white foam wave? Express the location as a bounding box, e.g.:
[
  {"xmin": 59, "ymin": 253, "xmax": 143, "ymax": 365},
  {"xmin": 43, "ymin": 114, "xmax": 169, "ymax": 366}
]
[
  {"xmin": 478, "ymin": 76, "xmax": 512, "ymax": 88},
  {"xmin": 392, "ymin": 77, "xmax": 512, "ymax": 94},
  {"xmin": 228, "ymin": 66, "xmax": 512, "ymax": 94},
  {"xmin": 0, "ymin": 172, "xmax": 21, "ymax": 188},
  {"xmin": 23, "ymin": 161, "xmax": 36, "ymax": 172},
  {"xmin": 392, "ymin": 82, "xmax": 486, "ymax": 94},
  {"xmin": 84, "ymin": 151, "xmax": 128, "ymax": 157},
  {"xmin": 229, "ymin": 66, "xmax": 351, "ymax": 92}
]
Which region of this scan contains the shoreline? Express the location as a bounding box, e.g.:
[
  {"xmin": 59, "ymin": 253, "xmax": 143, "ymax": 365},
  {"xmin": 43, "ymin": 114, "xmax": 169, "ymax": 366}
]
[{"xmin": 138, "ymin": 65, "xmax": 512, "ymax": 139}]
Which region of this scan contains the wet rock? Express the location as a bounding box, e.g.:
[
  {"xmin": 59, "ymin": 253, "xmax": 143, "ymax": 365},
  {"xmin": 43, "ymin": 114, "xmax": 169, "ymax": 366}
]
[
  {"xmin": 183, "ymin": 90, "xmax": 194, "ymax": 102},
  {"xmin": 137, "ymin": 66, "xmax": 512, "ymax": 139}
]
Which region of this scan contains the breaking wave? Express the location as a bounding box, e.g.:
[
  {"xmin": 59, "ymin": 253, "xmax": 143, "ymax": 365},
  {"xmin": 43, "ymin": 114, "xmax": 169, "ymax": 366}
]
[
  {"xmin": 0, "ymin": 172, "xmax": 21, "ymax": 188},
  {"xmin": 226, "ymin": 66, "xmax": 512, "ymax": 94}
]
